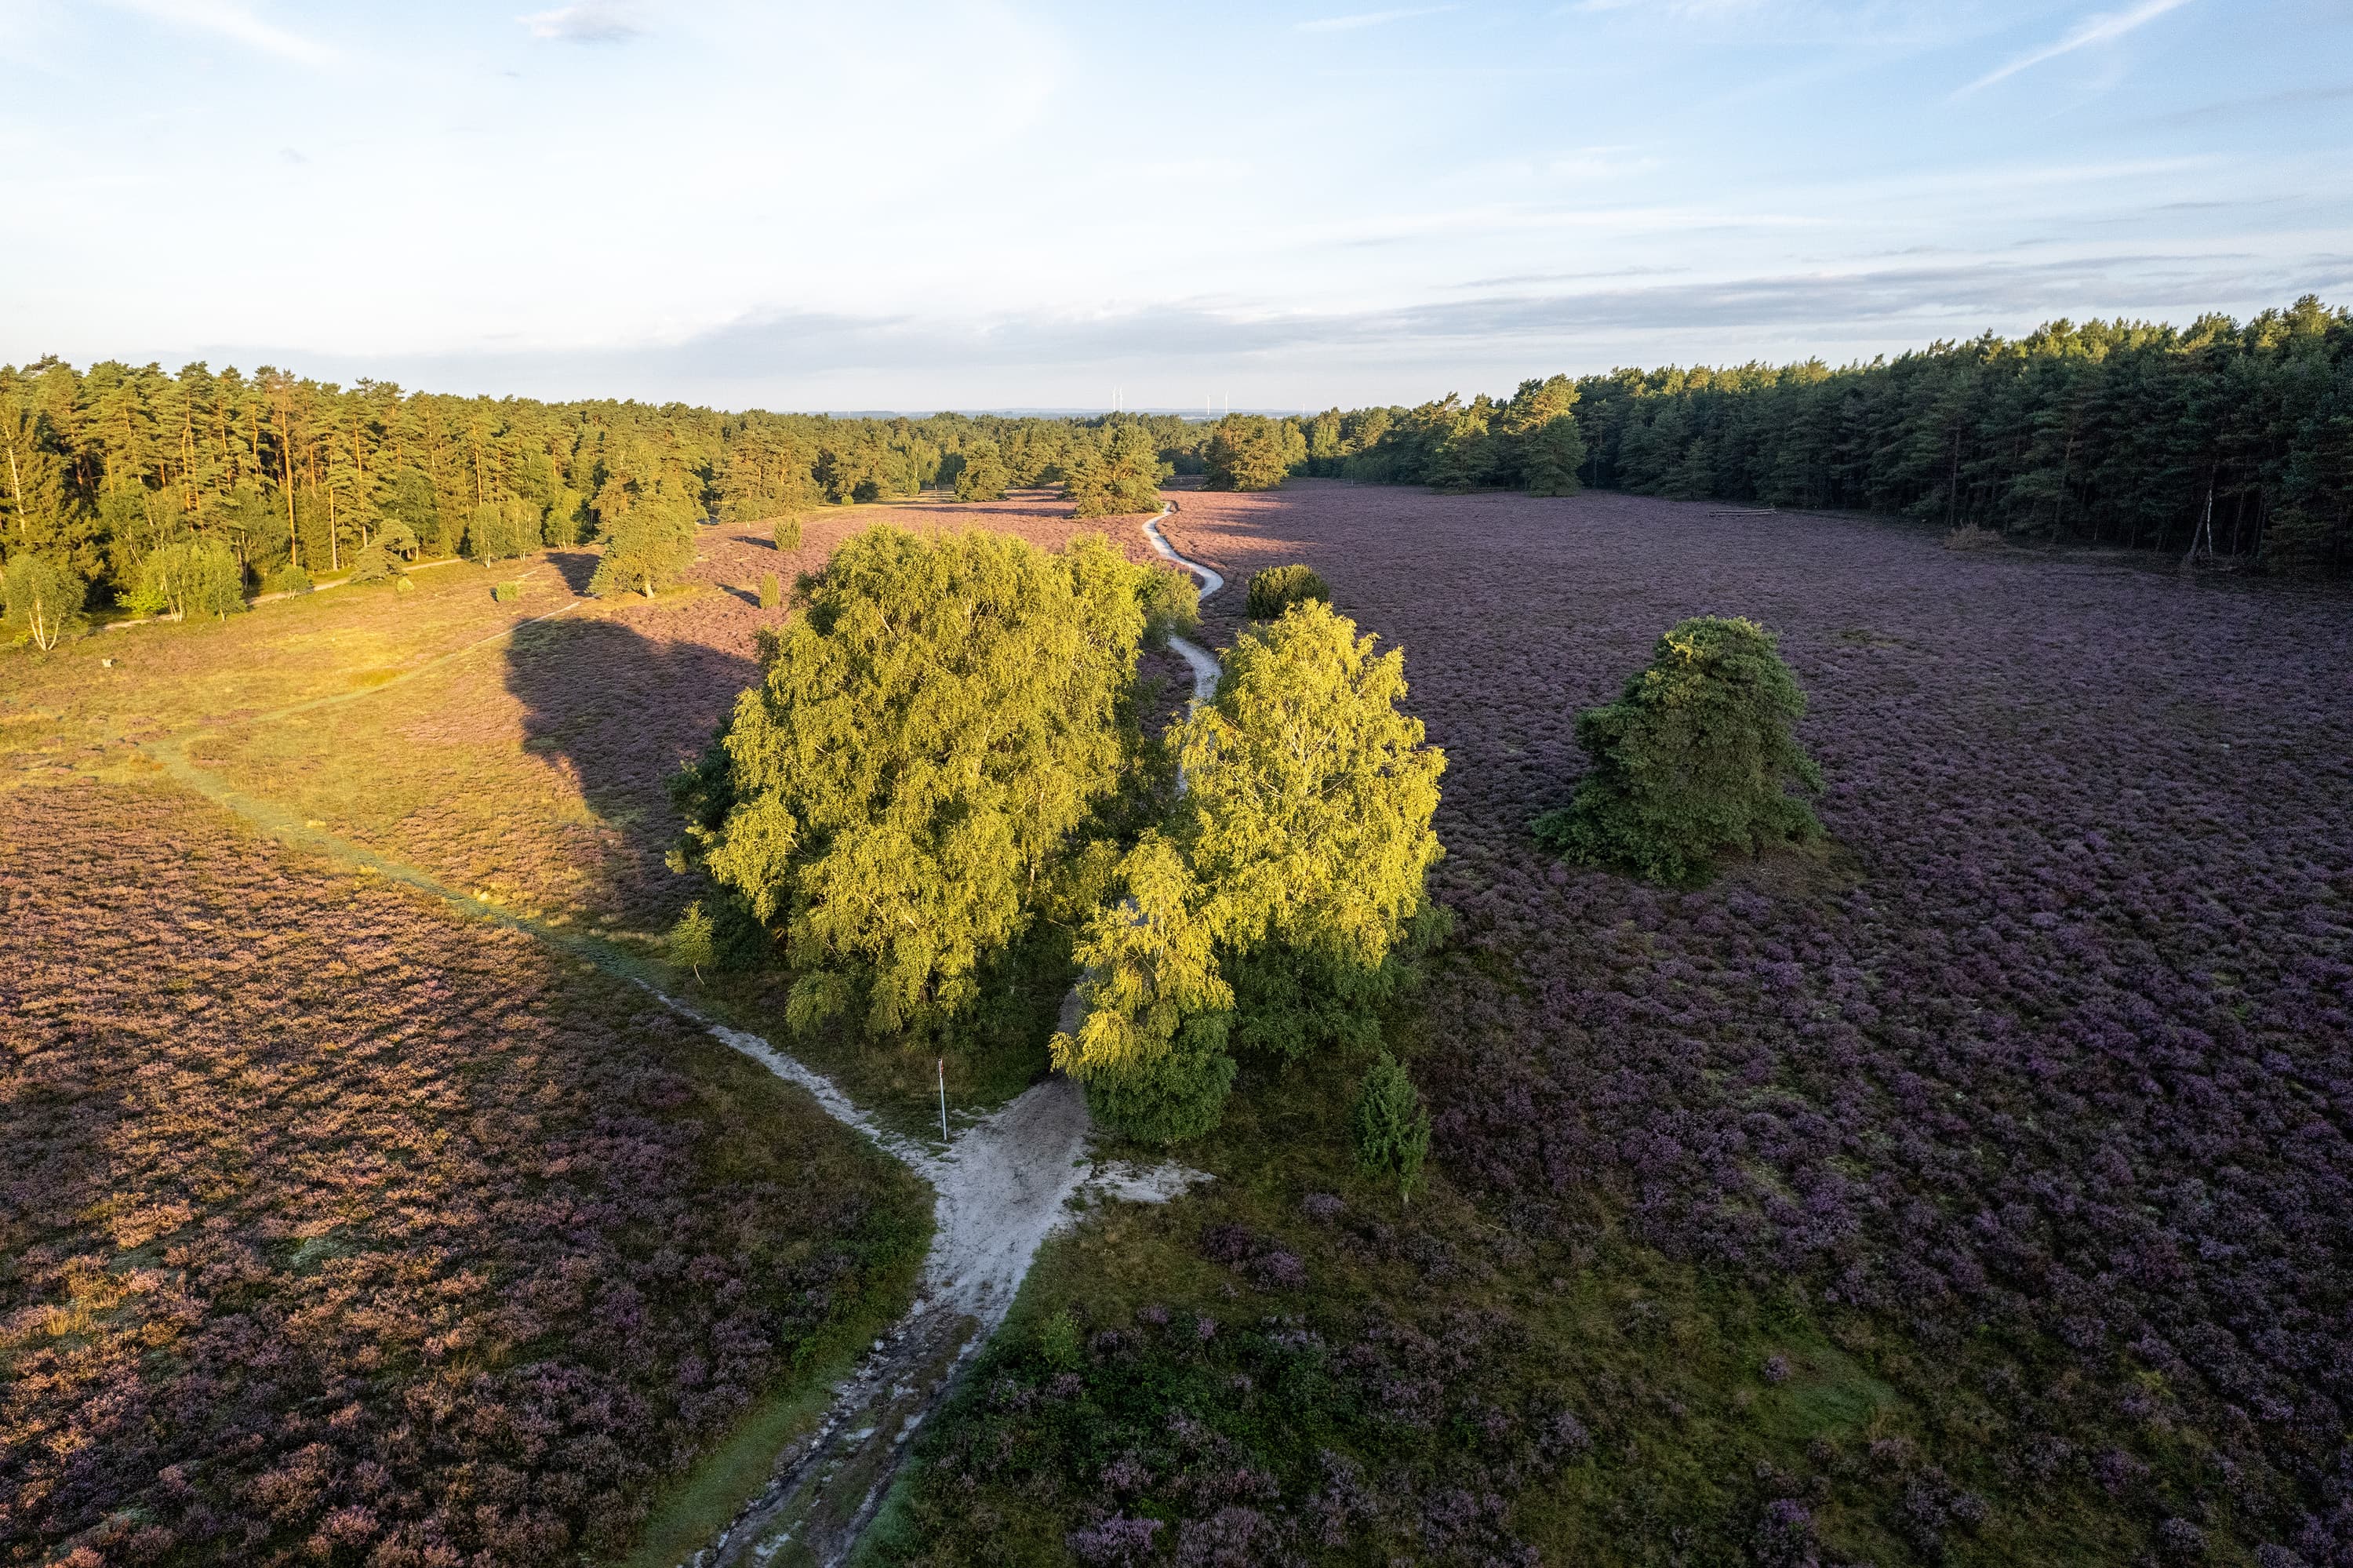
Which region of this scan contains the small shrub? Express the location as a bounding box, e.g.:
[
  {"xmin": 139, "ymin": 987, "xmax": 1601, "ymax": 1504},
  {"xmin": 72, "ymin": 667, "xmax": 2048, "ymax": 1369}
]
[
  {"xmin": 1352, "ymin": 1050, "xmax": 1431, "ymax": 1203},
  {"xmin": 1943, "ymin": 524, "xmax": 2005, "ymax": 551},
  {"xmin": 1533, "ymin": 615, "xmax": 1821, "ymax": 886},
  {"xmin": 1138, "ymin": 564, "xmax": 1198, "ymax": 647},
  {"xmin": 394, "ymin": 576, "xmax": 415, "ymax": 594},
  {"xmin": 493, "ymin": 580, "xmax": 520, "ymax": 603},
  {"xmin": 669, "ymin": 900, "xmax": 715, "ymax": 982},
  {"xmin": 1245, "ymin": 563, "xmax": 1329, "ymax": 620},
  {"xmin": 773, "ymin": 515, "xmax": 804, "ymax": 552},
  {"xmin": 1038, "ymin": 1308, "xmax": 1083, "ymax": 1372},
  {"xmin": 267, "ymin": 563, "xmax": 312, "ymax": 595},
  {"xmin": 759, "ymin": 572, "xmax": 781, "ymax": 610}
]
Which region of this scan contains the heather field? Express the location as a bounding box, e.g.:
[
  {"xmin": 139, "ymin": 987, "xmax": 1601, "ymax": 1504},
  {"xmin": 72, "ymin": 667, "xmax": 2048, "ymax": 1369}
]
[
  {"xmin": 879, "ymin": 482, "xmax": 2353, "ymax": 1566},
  {"xmin": 0, "ymin": 780, "xmax": 927, "ymax": 1568},
  {"xmin": 0, "ymin": 491, "xmax": 1194, "ymax": 1568},
  {"xmin": 10, "ymin": 480, "xmax": 2350, "ymax": 1567}
]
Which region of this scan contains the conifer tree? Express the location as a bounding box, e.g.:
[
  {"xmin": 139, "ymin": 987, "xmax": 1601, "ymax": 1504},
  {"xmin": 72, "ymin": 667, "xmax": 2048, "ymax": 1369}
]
[
  {"xmin": 1352, "ymin": 1050, "xmax": 1431, "ymax": 1203},
  {"xmin": 1064, "ymin": 423, "xmax": 1166, "ymax": 518},
  {"xmin": 1534, "ymin": 616, "xmax": 1822, "ymax": 885},
  {"xmin": 1522, "ymin": 416, "xmax": 1587, "ymax": 497},
  {"xmin": 953, "ymin": 438, "xmax": 1013, "ymax": 502}
]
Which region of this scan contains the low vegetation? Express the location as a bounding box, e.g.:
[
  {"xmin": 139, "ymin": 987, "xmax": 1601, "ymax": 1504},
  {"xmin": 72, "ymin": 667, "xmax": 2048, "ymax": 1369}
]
[
  {"xmin": 1243, "ymin": 562, "xmax": 1329, "ymax": 620},
  {"xmin": 0, "ymin": 781, "xmax": 926, "ymax": 1568}
]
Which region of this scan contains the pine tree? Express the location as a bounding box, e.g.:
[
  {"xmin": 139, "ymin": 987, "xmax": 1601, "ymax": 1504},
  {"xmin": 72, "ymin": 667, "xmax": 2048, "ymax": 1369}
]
[
  {"xmin": 1522, "ymin": 416, "xmax": 1587, "ymax": 497},
  {"xmin": 1352, "ymin": 1050, "xmax": 1431, "ymax": 1203},
  {"xmin": 954, "ymin": 438, "xmax": 1013, "ymax": 501},
  {"xmin": 1065, "ymin": 423, "xmax": 1166, "ymax": 518},
  {"xmin": 1533, "ymin": 616, "xmax": 1822, "ymax": 885}
]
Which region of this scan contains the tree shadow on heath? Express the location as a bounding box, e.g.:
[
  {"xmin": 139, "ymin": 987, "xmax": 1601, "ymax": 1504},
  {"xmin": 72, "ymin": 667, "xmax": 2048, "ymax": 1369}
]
[
  {"xmin": 503, "ymin": 615, "xmax": 758, "ymax": 929},
  {"xmin": 544, "ymin": 550, "xmax": 601, "ymax": 595}
]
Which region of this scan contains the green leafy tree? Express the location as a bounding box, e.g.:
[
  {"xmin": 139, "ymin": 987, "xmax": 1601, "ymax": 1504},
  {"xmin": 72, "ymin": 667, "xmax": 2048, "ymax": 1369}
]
[
  {"xmin": 466, "ymin": 498, "xmax": 539, "ymax": 563},
  {"xmin": 1138, "ymin": 565, "xmax": 1199, "ymax": 648},
  {"xmin": 1062, "ymin": 600, "xmax": 1446, "ymax": 1140},
  {"xmin": 1205, "ymin": 415, "xmax": 1294, "ymax": 491},
  {"xmin": 1352, "ymin": 1050, "xmax": 1431, "ymax": 1203},
  {"xmin": 2, "ymin": 554, "xmax": 85, "ymax": 649},
  {"xmin": 1064, "ymin": 423, "xmax": 1167, "ymax": 518},
  {"xmin": 1244, "ymin": 563, "xmax": 1329, "ymax": 620},
  {"xmin": 127, "ymin": 538, "xmax": 242, "ymax": 620},
  {"xmin": 670, "ymin": 900, "xmax": 716, "ymax": 982},
  {"xmin": 954, "ymin": 438, "xmax": 1013, "ymax": 502},
  {"xmin": 675, "ymin": 527, "xmax": 1162, "ymax": 1040},
  {"xmin": 1053, "ymin": 833, "xmax": 1237, "ymax": 1141},
  {"xmin": 1533, "ymin": 615, "xmax": 1823, "ymax": 885},
  {"xmin": 591, "ymin": 500, "xmax": 698, "ymax": 598}
]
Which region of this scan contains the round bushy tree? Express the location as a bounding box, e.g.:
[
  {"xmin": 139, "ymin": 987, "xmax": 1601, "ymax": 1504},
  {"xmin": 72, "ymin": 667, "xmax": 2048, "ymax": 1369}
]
[
  {"xmin": 1204, "ymin": 415, "xmax": 1300, "ymax": 492},
  {"xmin": 1244, "ymin": 563, "xmax": 1329, "ymax": 620},
  {"xmin": 1059, "ymin": 599, "xmax": 1446, "ymax": 1141},
  {"xmin": 591, "ymin": 498, "xmax": 699, "ymax": 598},
  {"xmin": 675, "ymin": 526, "xmax": 1165, "ymax": 1042},
  {"xmin": 1533, "ymin": 615, "xmax": 1822, "ymax": 886}
]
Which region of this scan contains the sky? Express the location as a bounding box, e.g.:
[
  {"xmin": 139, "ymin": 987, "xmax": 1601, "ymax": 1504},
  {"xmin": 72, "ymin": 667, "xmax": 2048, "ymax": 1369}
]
[{"xmin": 2, "ymin": 0, "xmax": 2348, "ymax": 411}]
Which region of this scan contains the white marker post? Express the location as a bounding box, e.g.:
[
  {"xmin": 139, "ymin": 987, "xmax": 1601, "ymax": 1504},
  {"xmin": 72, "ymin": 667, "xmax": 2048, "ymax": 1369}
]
[{"xmin": 938, "ymin": 1057, "xmax": 948, "ymax": 1141}]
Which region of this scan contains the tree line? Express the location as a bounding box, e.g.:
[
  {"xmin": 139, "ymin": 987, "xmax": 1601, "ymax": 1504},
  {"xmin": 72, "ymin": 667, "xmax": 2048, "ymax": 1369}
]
[
  {"xmin": 0, "ymin": 358, "xmax": 1235, "ymax": 624},
  {"xmin": 1275, "ymin": 296, "xmax": 2353, "ymax": 574},
  {"xmin": 12, "ymin": 290, "xmax": 2341, "ymax": 635}
]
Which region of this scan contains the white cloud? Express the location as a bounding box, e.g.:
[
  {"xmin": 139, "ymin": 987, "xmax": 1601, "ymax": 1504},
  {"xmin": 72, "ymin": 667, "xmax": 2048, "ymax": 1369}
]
[
  {"xmin": 1958, "ymin": 0, "xmax": 2195, "ymax": 94},
  {"xmin": 96, "ymin": 0, "xmax": 336, "ymax": 66},
  {"xmin": 1295, "ymin": 5, "xmax": 1454, "ymax": 33},
  {"xmin": 519, "ymin": 3, "xmax": 645, "ymax": 44}
]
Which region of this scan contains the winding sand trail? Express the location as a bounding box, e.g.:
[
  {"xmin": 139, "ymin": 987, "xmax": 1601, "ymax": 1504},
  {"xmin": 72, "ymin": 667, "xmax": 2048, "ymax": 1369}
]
[{"xmin": 125, "ymin": 506, "xmax": 1231, "ymax": 1568}]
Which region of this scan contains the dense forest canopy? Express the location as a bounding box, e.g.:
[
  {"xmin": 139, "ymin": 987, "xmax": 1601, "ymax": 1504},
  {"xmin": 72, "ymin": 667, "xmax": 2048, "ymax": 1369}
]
[
  {"xmin": 1311, "ymin": 295, "xmax": 2353, "ymax": 573},
  {"xmin": 5, "ymin": 294, "xmax": 2347, "ymax": 623},
  {"xmin": 0, "ymin": 358, "xmax": 1220, "ymax": 606}
]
